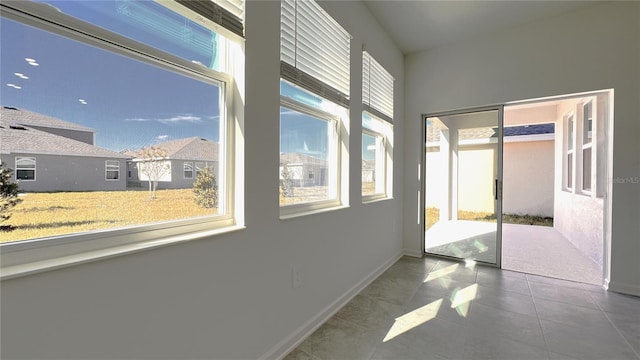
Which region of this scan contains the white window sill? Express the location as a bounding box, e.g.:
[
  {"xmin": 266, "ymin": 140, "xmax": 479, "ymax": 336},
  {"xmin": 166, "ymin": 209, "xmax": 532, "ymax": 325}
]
[
  {"xmin": 362, "ymin": 194, "xmax": 392, "ymax": 204},
  {"xmin": 0, "ymin": 224, "xmax": 245, "ymax": 281},
  {"xmin": 280, "ymin": 202, "xmax": 349, "ymax": 220}
]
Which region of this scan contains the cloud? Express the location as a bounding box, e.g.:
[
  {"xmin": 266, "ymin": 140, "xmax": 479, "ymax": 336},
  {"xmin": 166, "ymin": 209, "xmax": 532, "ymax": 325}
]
[
  {"xmin": 124, "ymin": 114, "xmax": 202, "ymax": 125},
  {"xmin": 156, "ymin": 135, "xmax": 169, "ymax": 141}
]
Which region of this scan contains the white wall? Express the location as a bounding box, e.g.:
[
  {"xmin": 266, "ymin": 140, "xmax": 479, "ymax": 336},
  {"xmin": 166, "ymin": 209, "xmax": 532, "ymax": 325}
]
[
  {"xmin": 503, "ymin": 140, "xmax": 555, "ymax": 217},
  {"xmin": 0, "ymin": 1, "xmax": 405, "ymax": 359},
  {"xmin": 405, "ymin": 2, "xmax": 640, "ymax": 294}
]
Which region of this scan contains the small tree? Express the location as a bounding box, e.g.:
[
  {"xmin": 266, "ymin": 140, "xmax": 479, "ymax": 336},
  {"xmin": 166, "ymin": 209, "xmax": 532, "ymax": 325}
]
[
  {"xmin": 0, "ymin": 162, "xmax": 22, "ymax": 225},
  {"xmin": 137, "ymin": 146, "xmax": 171, "ymax": 199},
  {"xmin": 193, "ymin": 167, "xmax": 218, "ymax": 208},
  {"xmin": 280, "ymin": 163, "xmax": 293, "ymax": 198}
]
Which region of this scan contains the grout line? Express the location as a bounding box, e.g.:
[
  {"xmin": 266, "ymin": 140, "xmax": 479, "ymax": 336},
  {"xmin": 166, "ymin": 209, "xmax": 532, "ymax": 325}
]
[{"xmin": 590, "ymin": 293, "xmax": 640, "ymax": 360}]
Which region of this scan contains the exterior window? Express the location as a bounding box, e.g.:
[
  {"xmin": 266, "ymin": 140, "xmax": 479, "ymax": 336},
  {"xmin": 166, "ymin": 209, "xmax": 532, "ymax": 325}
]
[
  {"xmin": 15, "ymin": 157, "xmax": 36, "ymax": 181},
  {"xmin": 195, "ymin": 162, "xmax": 206, "ymax": 179},
  {"xmin": 105, "ymin": 160, "xmax": 120, "ymax": 180},
  {"xmin": 582, "ymin": 101, "xmax": 593, "ymax": 192},
  {"xmin": 184, "ymin": 162, "xmax": 194, "ymax": 179},
  {"xmin": 280, "ymin": 0, "xmax": 350, "ymax": 214},
  {"xmin": 565, "ymin": 115, "xmax": 575, "ymax": 190},
  {"xmin": 0, "ymin": 1, "xmax": 242, "ymax": 246}
]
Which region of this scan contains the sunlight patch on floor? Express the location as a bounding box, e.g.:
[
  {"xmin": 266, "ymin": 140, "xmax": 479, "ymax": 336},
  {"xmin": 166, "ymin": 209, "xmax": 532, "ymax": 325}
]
[{"xmin": 383, "ymin": 298, "xmax": 443, "ymax": 342}]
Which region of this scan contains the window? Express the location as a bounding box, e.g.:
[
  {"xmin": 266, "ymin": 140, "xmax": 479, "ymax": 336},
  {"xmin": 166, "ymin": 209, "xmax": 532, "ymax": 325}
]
[
  {"xmin": 280, "ymin": 0, "xmax": 350, "ymax": 214},
  {"xmin": 105, "ymin": 160, "xmax": 120, "ymax": 181},
  {"xmin": 582, "ymin": 101, "xmax": 593, "ymax": 192},
  {"xmin": 362, "ymin": 51, "xmax": 393, "ymax": 200},
  {"xmin": 565, "ymin": 114, "xmax": 575, "ymax": 190},
  {"xmin": 0, "ymin": 0, "xmax": 243, "ymax": 263},
  {"xmin": 15, "ymin": 157, "xmax": 36, "ymax": 181},
  {"xmin": 183, "ymin": 162, "xmax": 194, "ymax": 179},
  {"xmin": 195, "ymin": 162, "xmax": 206, "ymax": 179}
]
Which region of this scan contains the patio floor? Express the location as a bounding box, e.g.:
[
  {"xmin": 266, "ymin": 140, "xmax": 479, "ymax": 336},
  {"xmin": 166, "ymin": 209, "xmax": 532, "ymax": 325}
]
[{"xmin": 426, "ymin": 221, "xmax": 603, "ymax": 285}]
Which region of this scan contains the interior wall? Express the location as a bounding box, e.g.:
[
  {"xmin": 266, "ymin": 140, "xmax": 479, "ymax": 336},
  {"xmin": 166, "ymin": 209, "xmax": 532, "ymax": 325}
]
[
  {"xmin": 0, "ymin": 2, "xmax": 405, "ymax": 359},
  {"xmin": 406, "ymin": 1, "xmax": 640, "ymax": 294}
]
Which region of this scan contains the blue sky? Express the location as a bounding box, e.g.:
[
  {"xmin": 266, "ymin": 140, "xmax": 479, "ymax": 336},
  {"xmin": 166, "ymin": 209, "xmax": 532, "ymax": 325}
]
[{"xmin": 1, "ymin": 1, "xmax": 220, "ymax": 152}]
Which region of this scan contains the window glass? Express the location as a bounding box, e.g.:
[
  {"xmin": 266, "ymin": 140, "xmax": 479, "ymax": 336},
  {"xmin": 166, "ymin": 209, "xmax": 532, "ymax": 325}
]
[
  {"xmin": 184, "ymin": 162, "xmax": 194, "ymax": 179},
  {"xmin": 0, "ymin": 7, "xmax": 226, "ymax": 243},
  {"xmin": 15, "ymin": 157, "xmax": 36, "ymax": 181},
  {"xmin": 280, "ymin": 106, "xmax": 336, "ymax": 206},
  {"xmin": 583, "ymin": 101, "xmax": 593, "ymax": 144},
  {"xmin": 583, "ymin": 147, "xmax": 592, "ymax": 191},
  {"xmin": 33, "ymin": 0, "xmax": 224, "ymax": 71},
  {"xmin": 106, "ymin": 160, "xmax": 120, "ymax": 180}
]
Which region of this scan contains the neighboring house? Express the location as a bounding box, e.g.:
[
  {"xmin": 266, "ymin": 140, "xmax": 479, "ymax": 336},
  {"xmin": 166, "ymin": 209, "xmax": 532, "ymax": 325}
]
[
  {"xmin": 279, "ymin": 153, "xmax": 327, "ymax": 187},
  {"xmin": 126, "ymin": 137, "xmax": 219, "ymax": 189},
  {"xmin": 0, "ymin": 106, "xmax": 128, "ymax": 192}
]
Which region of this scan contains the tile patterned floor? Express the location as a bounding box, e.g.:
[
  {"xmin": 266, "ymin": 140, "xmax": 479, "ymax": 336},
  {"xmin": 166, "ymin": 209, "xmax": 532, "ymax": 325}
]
[{"xmin": 284, "ymin": 256, "xmax": 640, "ymax": 360}]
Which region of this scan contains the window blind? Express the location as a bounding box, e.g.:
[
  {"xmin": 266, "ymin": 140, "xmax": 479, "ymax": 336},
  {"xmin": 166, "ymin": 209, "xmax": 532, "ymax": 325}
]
[
  {"xmin": 176, "ymin": 0, "xmax": 244, "ymax": 38},
  {"xmin": 363, "ymin": 51, "xmax": 394, "ymax": 122},
  {"xmin": 280, "ymin": 0, "xmax": 351, "ymax": 107}
]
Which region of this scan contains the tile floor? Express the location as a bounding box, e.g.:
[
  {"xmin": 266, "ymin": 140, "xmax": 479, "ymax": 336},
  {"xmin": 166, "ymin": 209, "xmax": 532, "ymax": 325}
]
[{"xmin": 284, "ymin": 256, "xmax": 640, "ymax": 360}]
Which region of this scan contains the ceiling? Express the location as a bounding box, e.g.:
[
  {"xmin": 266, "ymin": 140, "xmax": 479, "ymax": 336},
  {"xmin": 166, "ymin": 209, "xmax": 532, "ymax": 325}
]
[{"xmin": 362, "ymin": 1, "xmax": 598, "ymax": 54}]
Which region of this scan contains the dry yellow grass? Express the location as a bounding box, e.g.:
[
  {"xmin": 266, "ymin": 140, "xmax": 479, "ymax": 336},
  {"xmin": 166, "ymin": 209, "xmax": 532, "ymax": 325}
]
[{"xmin": 1, "ymin": 189, "xmax": 216, "ymax": 243}]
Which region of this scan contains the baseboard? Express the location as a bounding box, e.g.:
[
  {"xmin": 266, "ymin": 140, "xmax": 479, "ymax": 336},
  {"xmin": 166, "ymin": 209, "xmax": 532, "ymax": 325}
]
[
  {"xmin": 607, "ymin": 280, "xmax": 640, "ymax": 297},
  {"xmin": 260, "ymin": 249, "xmax": 403, "ymax": 360},
  {"xmin": 403, "ymin": 248, "xmax": 424, "ymax": 258}
]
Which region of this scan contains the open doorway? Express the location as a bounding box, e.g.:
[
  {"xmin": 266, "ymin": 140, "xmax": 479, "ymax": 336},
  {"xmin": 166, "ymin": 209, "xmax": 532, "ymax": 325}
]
[
  {"xmin": 423, "ymin": 90, "xmax": 612, "ymax": 286},
  {"xmin": 501, "ymin": 92, "xmax": 610, "ymax": 285}
]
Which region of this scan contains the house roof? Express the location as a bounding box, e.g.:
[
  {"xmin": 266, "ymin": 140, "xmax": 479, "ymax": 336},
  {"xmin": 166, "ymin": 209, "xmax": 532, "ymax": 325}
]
[
  {"xmin": 427, "ymin": 123, "xmax": 555, "ymax": 143},
  {"xmin": 0, "ymin": 117, "xmax": 128, "ymax": 158},
  {"xmin": 280, "ymin": 152, "xmax": 327, "ymax": 166},
  {"xmin": 128, "ymin": 137, "xmax": 219, "ymax": 161},
  {"xmin": 1, "ymin": 106, "xmax": 95, "ymax": 133}
]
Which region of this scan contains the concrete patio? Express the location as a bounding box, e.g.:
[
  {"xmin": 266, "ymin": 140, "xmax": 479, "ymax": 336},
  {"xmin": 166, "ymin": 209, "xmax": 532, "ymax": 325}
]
[{"xmin": 426, "ymin": 221, "xmax": 603, "ymax": 285}]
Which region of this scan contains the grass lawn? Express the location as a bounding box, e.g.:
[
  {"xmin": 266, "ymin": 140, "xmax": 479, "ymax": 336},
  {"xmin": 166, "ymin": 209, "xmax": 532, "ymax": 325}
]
[
  {"xmin": 1, "ymin": 189, "xmax": 216, "ymax": 243},
  {"xmin": 426, "ymin": 207, "xmax": 553, "ymax": 230}
]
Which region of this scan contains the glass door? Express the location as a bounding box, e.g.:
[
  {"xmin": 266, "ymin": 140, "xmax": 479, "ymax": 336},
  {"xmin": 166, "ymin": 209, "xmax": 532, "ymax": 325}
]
[{"xmin": 423, "ymin": 108, "xmax": 503, "ymax": 266}]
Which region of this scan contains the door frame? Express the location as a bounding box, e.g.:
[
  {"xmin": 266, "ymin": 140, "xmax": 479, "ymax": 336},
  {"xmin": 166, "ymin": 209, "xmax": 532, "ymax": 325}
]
[{"xmin": 420, "ymin": 105, "xmax": 504, "ymax": 267}]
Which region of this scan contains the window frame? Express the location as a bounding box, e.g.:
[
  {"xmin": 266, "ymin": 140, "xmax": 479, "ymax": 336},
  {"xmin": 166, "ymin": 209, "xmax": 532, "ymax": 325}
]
[
  {"xmin": 0, "ymin": 0, "xmax": 243, "ymax": 280},
  {"xmin": 15, "ymin": 156, "xmax": 36, "ymax": 181},
  {"xmin": 564, "ymin": 113, "xmax": 575, "ymax": 191},
  {"xmin": 184, "ymin": 162, "xmax": 194, "ymax": 180},
  {"xmin": 105, "ymin": 160, "xmax": 120, "ymax": 181},
  {"xmin": 581, "ymin": 100, "xmax": 594, "ymax": 193},
  {"xmin": 361, "ymin": 127, "xmax": 387, "ymax": 201},
  {"xmin": 279, "ymin": 96, "xmax": 343, "ymax": 217}
]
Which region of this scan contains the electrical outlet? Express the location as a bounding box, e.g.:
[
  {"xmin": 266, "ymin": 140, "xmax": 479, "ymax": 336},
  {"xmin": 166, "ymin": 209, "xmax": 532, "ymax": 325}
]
[{"xmin": 292, "ymin": 266, "xmax": 302, "ymax": 288}]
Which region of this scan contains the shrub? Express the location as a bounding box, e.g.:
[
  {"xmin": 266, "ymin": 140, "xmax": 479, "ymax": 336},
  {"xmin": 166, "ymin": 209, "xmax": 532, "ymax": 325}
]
[
  {"xmin": 193, "ymin": 167, "xmax": 218, "ymax": 208},
  {"xmin": 0, "ymin": 162, "xmax": 23, "ymax": 225},
  {"xmin": 280, "ymin": 163, "xmax": 293, "ymax": 197}
]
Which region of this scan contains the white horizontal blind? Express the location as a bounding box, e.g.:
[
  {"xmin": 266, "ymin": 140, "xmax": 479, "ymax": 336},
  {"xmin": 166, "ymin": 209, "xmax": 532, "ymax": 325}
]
[
  {"xmin": 281, "ymin": 0, "xmax": 350, "ymax": 106},
  {"xmin": 363, "ymin": 51, "xmax": 394, "ymax": 122},
  {"xmin": 176, "ymin": 0, "xmax": 244, "ymax": 38}
]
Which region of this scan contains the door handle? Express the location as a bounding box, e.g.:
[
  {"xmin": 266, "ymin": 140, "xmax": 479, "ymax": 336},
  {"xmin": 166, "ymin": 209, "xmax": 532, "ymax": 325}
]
[{"xmin": 495, "ymin": 179, "xmax": 498, "ymax": 200}]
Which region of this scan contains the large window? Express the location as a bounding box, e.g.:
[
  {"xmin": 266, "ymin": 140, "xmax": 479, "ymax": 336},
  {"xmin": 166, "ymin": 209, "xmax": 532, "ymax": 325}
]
[
  {"xmin": 279, "ymin": 0, "xmax": 350, "ymax": 215},
  {"xmin": 362, "ymin": 51, "xmax": 393, "ymax": 200},
  {"xmin": 0, "ymin": 0, "xmax": 242, "ymax": 254},
  {"xmin": 15, "ymin": 157, "xmax": 36, "ymax": 181}
]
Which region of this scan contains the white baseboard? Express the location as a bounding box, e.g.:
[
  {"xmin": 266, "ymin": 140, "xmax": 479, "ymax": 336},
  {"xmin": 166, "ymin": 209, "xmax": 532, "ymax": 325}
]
[
  {"xmin": 607, "ymin": 280, "xmax": 640, "ymax": 297},
  {"xmin": 403, "ymin": 248, "xmax": 424, "ymax": 258},
  {"xmin": 260, "ymin": 249, "xmax": 404, "ymax": 360}
]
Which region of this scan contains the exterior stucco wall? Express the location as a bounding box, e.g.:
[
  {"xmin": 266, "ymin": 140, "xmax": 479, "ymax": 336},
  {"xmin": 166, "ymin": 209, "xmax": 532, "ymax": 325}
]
[
  {"xmin": 1, "ymin": 153, "xmax": 126, "ymax": 192},
  {"xmin": 503, "ymin": 140, "xmax": 555, "ymax": 217},
  {"xmin": 554, "ymin": 99, "xmax": 604, "ymax": 267},
  {"xmin": 130, "ymin": 160, "xmax": 219, "ymax": 190}
]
